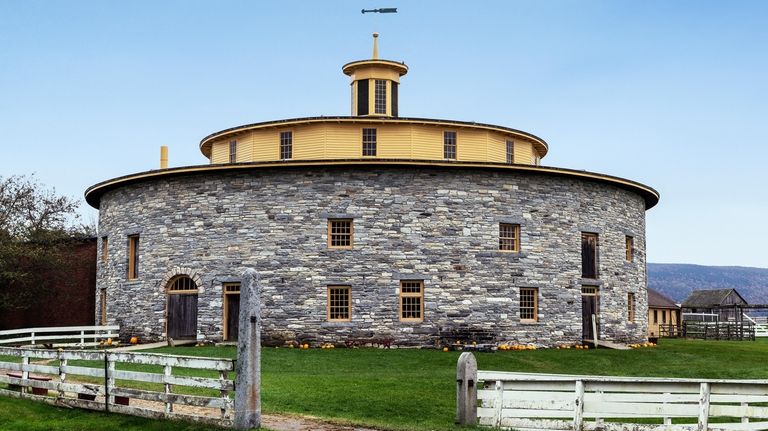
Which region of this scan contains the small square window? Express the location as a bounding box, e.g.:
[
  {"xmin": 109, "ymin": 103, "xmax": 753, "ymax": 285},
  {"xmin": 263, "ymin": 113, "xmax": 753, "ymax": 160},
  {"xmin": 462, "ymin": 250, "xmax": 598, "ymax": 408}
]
[
  {"xmin": 499, "ymin": 223, "xmax": 520, "ymax": 252},
  {"xmin": 327, "ymin": 285, "xmax": 351, "ymax": 321},
  {"xmin": 399, "ymin": 281, "xmax": 424, "ymax": 322},
  {"xmin": 443, "ymin": 131, "xmax": 457, "ymax": 160},
  {"xmin": 328, "ymin": 219, "xmax": 353, "ymax": 249},
  {"xmin": 520, "ymin": 288, "xmax": 538, "ymax": 322}
]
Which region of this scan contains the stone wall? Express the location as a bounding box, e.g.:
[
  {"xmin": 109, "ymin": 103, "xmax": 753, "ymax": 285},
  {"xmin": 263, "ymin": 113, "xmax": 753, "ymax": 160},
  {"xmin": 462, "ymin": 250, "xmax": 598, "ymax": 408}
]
[{"xmin": 95, "ymin": 166, "xmax": 648, "ymax": 347}]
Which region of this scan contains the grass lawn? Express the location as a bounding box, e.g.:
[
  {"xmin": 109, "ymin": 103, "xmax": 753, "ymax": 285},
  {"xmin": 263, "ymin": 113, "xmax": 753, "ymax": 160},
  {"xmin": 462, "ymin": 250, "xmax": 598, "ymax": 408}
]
[{"xmin": 3, "ymin": 338, "xmax": 768, "ymax": 430}]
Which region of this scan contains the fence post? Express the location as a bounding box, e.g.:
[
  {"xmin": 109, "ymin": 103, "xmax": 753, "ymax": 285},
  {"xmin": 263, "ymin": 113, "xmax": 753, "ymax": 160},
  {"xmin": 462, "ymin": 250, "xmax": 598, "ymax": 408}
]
[
  {"xmin": 58, "ymin": 350, "xmax": 67, "ymax": 400},
  {"xmin": 234, "ymin": 268, "xmax": 261, "ymax": 430},
  {"xmin": 105, "ymin": 352, "xmax": 115, "ymax": 410},
  {"xmin": 455, "ymin": 352, "xmax": 477, "ymax": 426},
  {"xmin": 31, "ymin": 332, "xmax": 35, "ymax": 346},
  {"xmin": 164, "ymin": 363, "xmax": 173, "ymax": 414},
  {"xmin": 493, "ymin": 380, "xmax": 503, "ymax": 427},
  {"xmin": 574, "ymin": 380, "xmax": 584, "ymax": 431},
  {"xmin": 80, "ymin": 330, "xmax": 85, "ymax": 346},
  {"xmin": 698, "ymin": 382, "xmax": 710, "ymax": 431}
]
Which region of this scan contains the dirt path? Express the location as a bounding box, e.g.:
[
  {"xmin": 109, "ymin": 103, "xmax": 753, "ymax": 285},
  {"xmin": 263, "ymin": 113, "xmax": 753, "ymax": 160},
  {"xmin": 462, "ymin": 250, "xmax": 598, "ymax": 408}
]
[{"xmin": 262, "ymin": 413, "xmax": 381, "ymax": 431}]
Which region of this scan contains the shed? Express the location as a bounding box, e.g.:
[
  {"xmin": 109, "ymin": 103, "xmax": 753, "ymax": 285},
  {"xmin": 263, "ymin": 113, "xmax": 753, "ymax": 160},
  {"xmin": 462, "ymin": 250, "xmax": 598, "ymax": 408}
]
[
  {"xmin": 647, "ymin": 288, "xmax": 680, "ymax": 337},
  {"xmin": 681, "ymin": 288, "xmax": 747, "ymax": 322}
]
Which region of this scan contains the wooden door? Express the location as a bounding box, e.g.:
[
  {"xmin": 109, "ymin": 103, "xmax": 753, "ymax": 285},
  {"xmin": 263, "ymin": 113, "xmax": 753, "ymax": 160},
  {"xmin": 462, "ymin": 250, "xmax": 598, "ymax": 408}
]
[
  {"xmin": 582, "ymin": 293, "xmax": 599, "ymax": 340},
  {"xmin": 226, "ymin": 294, "xmax": 240, "ymax": 341},
  {"xmin": 167, "ymin": 294, "xmax": 198, "ymax": 339}
]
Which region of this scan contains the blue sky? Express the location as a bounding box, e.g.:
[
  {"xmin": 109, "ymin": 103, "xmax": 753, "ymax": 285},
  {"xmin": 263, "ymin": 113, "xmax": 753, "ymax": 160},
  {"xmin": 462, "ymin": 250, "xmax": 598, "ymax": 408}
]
[{"xmin": 1, "ymin": 1, "xmax": 766, "ymax": 267}]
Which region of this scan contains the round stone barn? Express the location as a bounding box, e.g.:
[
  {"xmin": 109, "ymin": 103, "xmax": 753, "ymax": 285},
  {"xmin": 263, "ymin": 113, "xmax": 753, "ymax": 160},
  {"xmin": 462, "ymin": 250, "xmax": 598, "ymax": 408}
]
[{"xmin": 86, "ymin": 35, "xmax": 658, "ymax": 347}]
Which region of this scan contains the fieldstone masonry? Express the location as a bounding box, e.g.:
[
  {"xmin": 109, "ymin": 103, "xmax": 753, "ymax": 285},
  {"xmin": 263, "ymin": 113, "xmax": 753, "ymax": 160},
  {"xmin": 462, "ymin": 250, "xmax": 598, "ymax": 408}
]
[{"xmin": 96, "ymin": 166, "xmax": 648, "ymax": 347}]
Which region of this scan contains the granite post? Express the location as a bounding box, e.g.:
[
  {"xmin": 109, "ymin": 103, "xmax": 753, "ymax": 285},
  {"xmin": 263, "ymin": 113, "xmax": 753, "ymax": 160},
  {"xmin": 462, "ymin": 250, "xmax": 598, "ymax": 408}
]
[{"xmin": 234, "ymin": 268, "xmax": 261, "ymax": 429}]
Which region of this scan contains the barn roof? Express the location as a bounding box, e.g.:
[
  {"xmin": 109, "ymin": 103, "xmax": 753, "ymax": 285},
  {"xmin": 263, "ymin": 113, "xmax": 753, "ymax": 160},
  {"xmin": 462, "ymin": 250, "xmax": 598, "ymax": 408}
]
[
  {"xmin": 648, "ymin": 288, "xmax": 679, "ymax": 309},
  {"xmin": 681, "ymin": 289, "xmax": 747, "ymax": 308}
]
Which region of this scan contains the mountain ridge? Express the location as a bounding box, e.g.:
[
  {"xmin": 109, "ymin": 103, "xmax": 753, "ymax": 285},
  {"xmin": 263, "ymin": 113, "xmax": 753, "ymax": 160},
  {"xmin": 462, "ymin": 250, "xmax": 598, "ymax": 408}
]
[{"xmin": 648, "ymin": 263, "xmax": 768, "ymax": 304}]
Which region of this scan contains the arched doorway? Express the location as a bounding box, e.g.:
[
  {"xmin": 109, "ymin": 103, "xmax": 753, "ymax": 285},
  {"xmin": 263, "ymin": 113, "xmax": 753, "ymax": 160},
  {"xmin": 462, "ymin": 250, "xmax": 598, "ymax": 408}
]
[{"xmin": 166, "ymin": 275, "xmax": 198, "ymax": 340}]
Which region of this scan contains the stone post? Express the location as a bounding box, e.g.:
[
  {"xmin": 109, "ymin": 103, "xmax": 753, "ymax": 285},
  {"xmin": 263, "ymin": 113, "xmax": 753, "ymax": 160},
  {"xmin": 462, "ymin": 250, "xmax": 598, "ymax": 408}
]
[
  {"xmin": 455, "ymin": 352, "xmax": 478, "ymax": 425},
  {"xmin": 234, "ymin": 268, "xmax": 261, "ymax": 429}
]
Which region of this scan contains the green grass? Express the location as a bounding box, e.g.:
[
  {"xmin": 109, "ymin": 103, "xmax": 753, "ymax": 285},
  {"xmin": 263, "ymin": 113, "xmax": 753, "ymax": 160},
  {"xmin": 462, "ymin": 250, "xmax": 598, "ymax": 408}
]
[{"xmin": 4, "ymin": 338, "xmax": 768, "ymax": 430}]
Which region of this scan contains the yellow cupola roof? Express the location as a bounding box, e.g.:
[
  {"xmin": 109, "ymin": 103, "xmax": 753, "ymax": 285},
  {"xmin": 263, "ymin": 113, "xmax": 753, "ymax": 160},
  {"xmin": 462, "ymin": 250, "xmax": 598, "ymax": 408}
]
[{"xmin": 342, "ymin": 33, "xmax": 408, "ymax": 117}]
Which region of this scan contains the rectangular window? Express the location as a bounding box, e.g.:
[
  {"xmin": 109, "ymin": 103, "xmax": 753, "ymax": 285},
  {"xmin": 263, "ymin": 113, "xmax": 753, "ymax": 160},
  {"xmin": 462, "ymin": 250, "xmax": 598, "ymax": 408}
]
[
  {"xmin": 520, "ymin": 287, "xmax": 538, "ymax": 322},
  {"xmin": 625, "ymin": 236, "xmax": 634, "ymax": 262},
  {"xmin": 581, "ymin": 232, "xmax": 598, "ymax": 279},
  {"xmin": 229, "ymin": 140, "xmax": 237, "ymax": 163},
  {"xmin": 653, "ymin": 309, "xmax": 658, "ymax": 324},
  {"xmin": 327, "ymin": 285, "xmax": 351, "ymax": 321},
  {"xmin": 127, "ymin": 235, "xmax": 139, "ymax": 280},
  {"xmin": 499, "ymin": 223, "xmax": 520, "ymax": 252},
  {"xmin": 101, "ymin": 236, "xmax": 108, "ymax": 262},
  {"xmin": 374, "ymin": 79, "xmax": 386, "ymax": 114},
  {"xmin": 399, "ymin": 280, "xmax": 424, "ymax": 322},
  {"xmin": 328, "ymin": 219, "xmax": 353, "ymax": 249},
  {"xmin": 662, "ymin": 310, "xmax": 667, "ymax": 324},
  {"xmin": 628, "ymin": 293, "xmax": 635, "ymax": 322},
  {"xmin": 280, "ymin": 131, "xmax": 293, "ymax": 160},
  {"xmin": 443, "ymin": 131, "xmax": 457, "ymax": 159},
  {"xmin": 362, "ymin": 128, "xmax": 377, "ymax": 156},
  {"xmin": 99, "ymin": 289, "xmax": 107, "ymax": 325},
  {"xmin": 506, "ymin": 140, "xmax": 514, "ymax": 164}
]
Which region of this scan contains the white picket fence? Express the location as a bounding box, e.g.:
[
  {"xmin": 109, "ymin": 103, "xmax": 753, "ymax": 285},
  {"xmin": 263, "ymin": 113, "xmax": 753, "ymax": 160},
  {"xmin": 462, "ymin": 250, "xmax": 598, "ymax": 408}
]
[
  {"xmin": 0, "ymin": 325, "xmax": 120, "ymax": 347},
  {"xmin": 0, "ymin": 346, "xmax": 235, "ymax": 427},
  {"xmin": 455, "ymin": 353, "xmax": 768, "ymax": 431}
]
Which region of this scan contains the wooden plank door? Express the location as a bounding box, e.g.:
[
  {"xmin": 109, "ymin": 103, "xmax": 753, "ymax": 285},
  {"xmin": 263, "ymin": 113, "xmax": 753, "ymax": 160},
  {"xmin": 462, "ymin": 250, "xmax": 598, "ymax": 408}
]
[
  {"xmin": 582, "ymin": 294, "xmax": 598, "ymax": 340},
  {"xmin": 168, "ymin": 294, "xmax": 198, "ymax": 339},
  {"xmin": 226, "ymin": 294, "xmax": 240, "ymax": 341}
]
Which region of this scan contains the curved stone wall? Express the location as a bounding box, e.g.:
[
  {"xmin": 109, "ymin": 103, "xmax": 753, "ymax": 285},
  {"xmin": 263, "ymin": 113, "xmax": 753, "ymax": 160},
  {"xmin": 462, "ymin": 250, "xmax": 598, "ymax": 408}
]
[{"xmin": 96, "ymin": 166, "xmax": 648, "ymax": 346}]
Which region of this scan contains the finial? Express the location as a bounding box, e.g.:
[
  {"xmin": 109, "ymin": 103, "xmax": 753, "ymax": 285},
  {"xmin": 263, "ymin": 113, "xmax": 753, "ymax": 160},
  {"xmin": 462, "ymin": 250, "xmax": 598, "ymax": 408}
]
[{"xmin": 372, "ymin": 32, "xmax": 379, "ymax": 59}]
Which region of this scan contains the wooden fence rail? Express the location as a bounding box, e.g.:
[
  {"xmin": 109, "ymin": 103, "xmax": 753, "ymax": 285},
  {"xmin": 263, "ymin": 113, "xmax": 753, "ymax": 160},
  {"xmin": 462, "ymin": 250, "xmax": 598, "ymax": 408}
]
[
  {"xmin": 0, "ymin": 325, "xmax": 120, "ymax": 347},
  {"xmin": 0, "ymin": 346, "xmax": 235, "ymax": 427},
  {"xmin": 455, "ymin": 352, "xmax": 768, "ymax": 431}
]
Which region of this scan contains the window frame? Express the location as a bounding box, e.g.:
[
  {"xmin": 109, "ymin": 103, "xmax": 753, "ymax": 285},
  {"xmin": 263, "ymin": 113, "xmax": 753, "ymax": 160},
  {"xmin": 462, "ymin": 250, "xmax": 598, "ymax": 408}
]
[
  {"xmin": 625, "ymin": 236, "xmax": 634, "ymax": 262},
  {"xmin": 498, "ymin": 223, "xmax": 520, "ymax": 252},
  {"xmin": 229, "ymin": 140, "xmax": 237, "ymax": 163},
  {"xmin": 127, "ymin": 235, "xmax": 139, "ymax": 280},
  {"xmin": 519, "ymin": 287, "xmax": 538, "ymax": 322},
  {"xmin": 362, "ymin": 127, "xmax": 377, "ymax": 157},
  {"xmin": 399, "ymin": 280, "xmax": 424, "ymax": 323},
  {"xmin": 506, "ymin": 140, "xmax": 514, "ymax": 164},
  {"xmin": 653, "ymin": 309, "xmax": 658, "ymax": 324},
  {"xmin": 628, "ymin": 292, "xmax": 635, "ymax": 322},
  {"xmin": 374, "ymin": 79, "xmax": 387, "ymax": 114},
  {"xmin": 280, "ymin": 131, "xmax": 293, "ymax": 160},
  {"xmin": 443, "ymin": 131, "xmax": 457, "ymax": 160},
  {"xmin": 101, "ymin": 236, "xmax": 108, "ymax": 262},
  {"xmin": 327, "ymin": 219, "xmax": 354, "ymax": 249},
  {"xmin": 327, "ymin": 285, "xmax": 352, "ymax": 322}
]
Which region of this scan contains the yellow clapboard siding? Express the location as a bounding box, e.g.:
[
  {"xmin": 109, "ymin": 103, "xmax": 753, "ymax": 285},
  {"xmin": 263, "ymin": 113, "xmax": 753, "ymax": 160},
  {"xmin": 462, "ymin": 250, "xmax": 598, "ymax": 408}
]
[
  {"xmin": 253, "ymin": 130, "xmax": 279, "ymax": 161},
  {"xmin": 487, "ymin": 134, "xmax": 506, "ymax": 163},
  {"xmin": 411, "ymin": 126, "xmax": 443, "ymax": 160},
  {"xmin": 325, "ymin": 126, "xmax": 361, "ymax": 158},
  {"xmin": 378, "ymin": 124, "xmax": 412, "ymax": 158},
  {"xmin": 457, "ymin": 129, "xmax": 487, "ymax": 162},
  {"xmin": 294, "ymin": 124, "xmax": 326, "ymax": 159},
  {"xmin": 235, "ymin": 133, "xmax": 253, "ymax": 163},
  {"xmin": 211, "ymin": 140, "xmax": 228, "ymax": 164},
  {"xmin": 514, "ymin": 141, "xmax": 533, "ymax": 165}
]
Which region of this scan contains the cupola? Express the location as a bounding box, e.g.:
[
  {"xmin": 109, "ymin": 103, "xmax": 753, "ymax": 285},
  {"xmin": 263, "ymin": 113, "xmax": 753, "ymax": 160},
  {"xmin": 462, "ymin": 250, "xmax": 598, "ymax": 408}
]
[{"xmin": 342, "ymin": 33, "xmax": 408, "ymax": 117}]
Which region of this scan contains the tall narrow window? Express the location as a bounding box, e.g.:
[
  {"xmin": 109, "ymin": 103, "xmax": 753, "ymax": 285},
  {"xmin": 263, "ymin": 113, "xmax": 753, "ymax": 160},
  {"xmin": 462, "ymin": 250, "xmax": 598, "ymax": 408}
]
[
  {"xmin": 101, "ymin": 236, "xmax": 108, "ymax": 262},
  {"xmin": 362, "ymin": 128, "xmax": 377, "ymax": 156},
  {"xmin": 229, "ymin": 140, "xmax": 237, "ymax": 163},
  {"xmin": 399, "ymin": 280, "xmax": 424, "ymax": 322},
  {"xmin": 127, "ymin": 235, "xmax": 139, "ymax": 280},
  {"xmin": 520, "ymin": 288, "xmax": 538, "ymax": 322},
  {"xmin": 499, "ymin": 223, "xmax": 520, "ymax": 252},
  {"xmin": 581, "ymin": 232, "xmax": 598, "ymax": 279},
  {"xmin": 327, "ymin": 285, "xmax": 351, "ymax": 321},
  {"xmin": 628, "ymin": 293, "xmax": 635, "ymax": 322},
  {"xmin": 625, "ymin": 236, "xmax": 634, "ymax": 262},
  {"xmin": 443, "ymin": 131, "xmax": 457, "ymax": 159},
  {"xmin": 506, "ymin": 140, "xmax": 514, "ymax": 164},
  {"xmin": 328, "ymin": 219, "xmax": 353, "ymax": 249},
  {"xmin": 653, "ymin": 309, "xmax": 658, "ymax": 324},
  {"xmin": 662, "ymin": 310, "xmax": 667, "ymax": 324},
  {"xmin": 99, "ymin": 289, "xmax": 107, "ymax": 325},
  {"xmin": 374, "ymin": 79, "xmax": 386, "ymax": 114},
  {"xmin": 280, "ymin": 131, "xmax": 293, "ymax": 160}
]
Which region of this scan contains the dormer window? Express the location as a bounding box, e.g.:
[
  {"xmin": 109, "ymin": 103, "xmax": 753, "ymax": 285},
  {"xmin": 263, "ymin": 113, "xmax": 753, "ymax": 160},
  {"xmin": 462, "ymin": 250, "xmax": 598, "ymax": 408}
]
[
  {"xmin": 229, "ymin": 140, "xmax": 237, "ymax": 163},
  {"xmin": 362, "ymin": 128, "xmax": 377, "ymax": 156}
]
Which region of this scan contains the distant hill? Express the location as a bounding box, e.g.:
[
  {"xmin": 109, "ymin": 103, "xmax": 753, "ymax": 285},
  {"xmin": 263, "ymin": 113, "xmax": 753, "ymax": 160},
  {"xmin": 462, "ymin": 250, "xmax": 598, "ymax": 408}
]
[{"xmin": 648, "ymin": 263, "xmax": 768, "ymax": 304}]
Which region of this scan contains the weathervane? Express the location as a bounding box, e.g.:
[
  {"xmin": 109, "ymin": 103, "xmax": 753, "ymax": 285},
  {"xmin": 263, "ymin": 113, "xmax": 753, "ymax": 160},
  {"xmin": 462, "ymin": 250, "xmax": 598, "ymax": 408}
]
[{"xmin": 361, "ymin": 8, "xmax": 397, "ymax": 14}]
